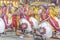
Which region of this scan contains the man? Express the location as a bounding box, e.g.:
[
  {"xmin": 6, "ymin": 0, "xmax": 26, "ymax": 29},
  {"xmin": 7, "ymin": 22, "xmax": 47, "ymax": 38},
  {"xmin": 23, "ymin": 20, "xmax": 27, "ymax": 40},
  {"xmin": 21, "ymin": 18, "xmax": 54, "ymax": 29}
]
[{"xmin": 48, "ymin": 3, "xmax": 60, "ymax": 38}]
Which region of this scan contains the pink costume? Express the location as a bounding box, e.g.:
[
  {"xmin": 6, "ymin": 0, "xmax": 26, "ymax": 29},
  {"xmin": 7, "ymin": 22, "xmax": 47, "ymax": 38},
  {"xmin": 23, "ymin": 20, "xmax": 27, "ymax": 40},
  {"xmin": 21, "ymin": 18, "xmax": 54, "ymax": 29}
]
[
  {"xmin": 48, "ymin": 14, "xmax": 60, "ymax": 31},
  {"xmin": 40, "ymin": 9, "xmax": 49, "ymax": 22},
  {"xmin": 2, "ymin": 7, "xmax": 7, "ymax": 29}
]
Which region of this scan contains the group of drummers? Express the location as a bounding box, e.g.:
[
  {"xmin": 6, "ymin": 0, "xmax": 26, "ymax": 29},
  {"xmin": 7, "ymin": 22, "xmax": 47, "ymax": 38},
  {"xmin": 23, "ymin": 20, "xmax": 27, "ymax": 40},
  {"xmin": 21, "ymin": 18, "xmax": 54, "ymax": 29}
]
[{"xmin": 0, "ymin": 2, "xmax": 60, "ymax": 39}]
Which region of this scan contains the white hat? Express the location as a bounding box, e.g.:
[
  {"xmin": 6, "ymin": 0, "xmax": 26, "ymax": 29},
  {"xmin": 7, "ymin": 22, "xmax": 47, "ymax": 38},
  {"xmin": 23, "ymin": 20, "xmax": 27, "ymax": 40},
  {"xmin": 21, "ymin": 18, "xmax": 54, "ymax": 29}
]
[{"xmin": 51, "ymin": 3, "xmax": 55, "ymax": 6}]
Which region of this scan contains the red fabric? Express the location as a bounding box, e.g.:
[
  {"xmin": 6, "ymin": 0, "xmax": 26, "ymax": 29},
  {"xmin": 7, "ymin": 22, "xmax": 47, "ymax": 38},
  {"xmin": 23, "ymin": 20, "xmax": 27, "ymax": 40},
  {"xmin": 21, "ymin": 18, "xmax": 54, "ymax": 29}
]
[
  {"xmin": 26, "ymin": 15, "xmax": 34, "ymax": 27},
  {"xmin": 40, "ymin": 27, "xmax": 46, "ymax": 35},
  {"xmin": 20, "ymin": 23, "xmax": 28, "ymax": 30},
  {"xmin": 24, "ymin": 8, "xmax": 27, "ymax": 12},
  {"xmin": 12, "ymin": 15, "xmax": 17, "ymax": 27},
  {"xmin": 49, "ymin": 16, "xmax": 59, "ymax": 28},
  {"xmin": 40, "ymin": 9, "xmax": 49, "ymax": 22},
  {"xmin": 20, "ymin": 13, "xmax": 25, "ymax": 19},
  {"xmin": 48, "ymin": 16, "xmax": 60, "ymax": 31}
]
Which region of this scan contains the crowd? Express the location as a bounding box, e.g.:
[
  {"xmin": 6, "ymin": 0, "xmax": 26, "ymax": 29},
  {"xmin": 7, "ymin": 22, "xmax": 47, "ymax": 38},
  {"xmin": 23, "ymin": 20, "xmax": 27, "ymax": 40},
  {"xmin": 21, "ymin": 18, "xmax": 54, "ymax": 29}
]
[{"xmin": 0, "ymin": 2, "xmax": 60, "ymax": 39}]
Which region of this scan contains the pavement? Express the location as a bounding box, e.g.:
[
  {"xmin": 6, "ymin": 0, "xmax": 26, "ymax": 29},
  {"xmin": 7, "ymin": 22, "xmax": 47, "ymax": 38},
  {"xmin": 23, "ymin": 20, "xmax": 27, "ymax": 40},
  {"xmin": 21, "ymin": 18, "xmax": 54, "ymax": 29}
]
[
  {"xmin": 0, "ymin": 28, "xmax": 60, "ymax": 40},
  {"xmin": 0, "ymin": 28, "xmax": 33, "ymax": 40}
]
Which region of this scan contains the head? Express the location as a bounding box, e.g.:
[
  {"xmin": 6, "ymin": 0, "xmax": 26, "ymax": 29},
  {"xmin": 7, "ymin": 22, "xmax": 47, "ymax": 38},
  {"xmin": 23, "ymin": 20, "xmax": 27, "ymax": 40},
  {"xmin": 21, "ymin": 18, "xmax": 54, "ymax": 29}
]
[{"xmin": 43, "ymin": 4, "xmax": 48, "ymax": 10}]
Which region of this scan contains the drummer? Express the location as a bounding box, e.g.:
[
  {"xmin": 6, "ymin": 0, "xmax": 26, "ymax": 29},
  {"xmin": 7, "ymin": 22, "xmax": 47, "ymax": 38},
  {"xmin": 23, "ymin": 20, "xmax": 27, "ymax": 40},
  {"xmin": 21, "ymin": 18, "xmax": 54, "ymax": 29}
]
[
  {"xmin": 0, "ymin": 8, "xmax": 5, "ymax": 36},
  {"xmin": 48, "ymin": 3, "xmax": 59, "ymax": 38},
  {"xmin": 1, "ymin": 3, "xmax": 8, "ymax": 34},
  {"xmin": 39, "ymin": 4, "xmax": 50, "ymax": 23},
  {"xmin": 6, "ymin": 4, "xmax": 13, "ymax": 27},
  {"xmin": 12, "ymin": 7, "xmax": 18, "ymax": 32}
]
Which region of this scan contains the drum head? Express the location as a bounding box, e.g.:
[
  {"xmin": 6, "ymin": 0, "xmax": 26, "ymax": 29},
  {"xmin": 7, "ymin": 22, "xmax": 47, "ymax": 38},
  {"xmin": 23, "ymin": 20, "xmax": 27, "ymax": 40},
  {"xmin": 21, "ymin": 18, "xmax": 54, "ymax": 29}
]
[{"xmin": 20, "ymin": 18, "xmax": 32, "ymax": 32}]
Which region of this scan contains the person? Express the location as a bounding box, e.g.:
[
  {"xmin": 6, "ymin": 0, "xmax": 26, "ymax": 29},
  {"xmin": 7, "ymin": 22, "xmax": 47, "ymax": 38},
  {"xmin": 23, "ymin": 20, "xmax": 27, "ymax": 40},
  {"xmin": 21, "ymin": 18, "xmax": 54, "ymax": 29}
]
[
  {"xmin": 48, "ymin": 3, "xmax": 60, "ymax": 38},
  {"xmin": 38, "ymin": 4, "xmax": 52, "ymax": 38},
  {"xmin": 0, "ymin": 5, "xmax": 5, "ymax": 36},
  {"xmin": 12, "ymin": 7, "xmax": 18, "ymax": 32},
  {"xmin": 2, "ymin": 3, "xmax": 7, "ymax": 34},
  {"xmin": 15, "ymin": 7, "xmax": 20, "ymax": 34},
  {"xmin": 48, "ymin": 3, "xmax": 60, "ymax": 31},
  {"xmin": 6, "ymin": 5, "xmax": 12, "ymax": 26},
  {"xmin": 27, "ymin": 6, "xmax": 38, "ymax": 29},
  {"xmin": 39, "ymin": 4, "xmax": 50, "ymax": 23},
  {"xmin": 19, "ymin": 5, "xmax": 32, "ymax": 38}
]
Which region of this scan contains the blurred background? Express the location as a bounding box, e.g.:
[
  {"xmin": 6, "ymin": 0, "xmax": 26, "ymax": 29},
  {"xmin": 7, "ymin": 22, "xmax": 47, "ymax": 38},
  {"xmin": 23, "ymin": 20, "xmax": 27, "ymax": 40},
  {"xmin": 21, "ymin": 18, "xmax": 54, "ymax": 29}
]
[{"xmin": 0, "ymin": 0, "xmax": 60, "ymax": 6}]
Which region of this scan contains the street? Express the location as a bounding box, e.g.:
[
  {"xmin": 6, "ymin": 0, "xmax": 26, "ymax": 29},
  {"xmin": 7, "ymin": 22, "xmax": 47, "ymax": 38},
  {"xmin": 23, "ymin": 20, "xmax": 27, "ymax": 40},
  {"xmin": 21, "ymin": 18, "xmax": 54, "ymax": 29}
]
[{"xmin": 0, "ymin": 31, "xmax": 60, "ymax": 40}]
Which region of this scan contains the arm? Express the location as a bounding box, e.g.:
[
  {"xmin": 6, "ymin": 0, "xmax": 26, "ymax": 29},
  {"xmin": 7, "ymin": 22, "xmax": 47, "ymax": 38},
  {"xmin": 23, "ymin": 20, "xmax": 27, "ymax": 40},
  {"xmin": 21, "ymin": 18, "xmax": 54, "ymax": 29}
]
[{"xmin": 40, "ymin": 15, "xmax": 50, "ymax": 23}]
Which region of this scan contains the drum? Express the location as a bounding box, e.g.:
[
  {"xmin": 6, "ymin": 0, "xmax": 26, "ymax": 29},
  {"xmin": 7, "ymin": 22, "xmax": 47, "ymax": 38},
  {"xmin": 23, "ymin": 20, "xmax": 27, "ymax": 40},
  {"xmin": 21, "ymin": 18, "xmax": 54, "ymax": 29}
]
[
  {"xmin": 0, "ymin": 18, "xmax": 5, "ymax": 33},
  {"xmin": 20, "ymin": 18, "xmax": 32, "ymax": 32},
  {"xmin": 29, "ymin": 17, "xmax": 39, "ymax": 29},
  {"xmin": 39, "ymin": 21, "xmax": 52, "ymax": 38}
]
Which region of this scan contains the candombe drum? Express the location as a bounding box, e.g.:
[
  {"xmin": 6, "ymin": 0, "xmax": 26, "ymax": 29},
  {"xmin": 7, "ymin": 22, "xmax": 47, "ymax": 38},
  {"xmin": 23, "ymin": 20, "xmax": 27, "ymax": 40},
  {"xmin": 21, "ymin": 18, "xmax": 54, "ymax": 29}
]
[
  {"xmin": 20, "ymin": 18, "xmax": 32, "ymax": 33},
  {"xmin": 38, "ymin": 21, "xmax": 52, "ymax": 39},
  {"xmin": 29, "ymin": 17, "xmax": 39, "ymax": 29},
  {"xmin": 0, "ymin": 18, "xmax": 5, "ymax": 34}
]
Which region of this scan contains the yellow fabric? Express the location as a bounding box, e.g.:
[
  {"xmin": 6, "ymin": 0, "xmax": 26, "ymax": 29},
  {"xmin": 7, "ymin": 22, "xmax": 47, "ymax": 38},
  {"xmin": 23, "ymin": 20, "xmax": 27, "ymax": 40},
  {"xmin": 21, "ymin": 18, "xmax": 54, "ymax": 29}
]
[
  {"xmin": 49, "ymin": 7, "xmax": 59, "ymax": 32},
  {"xmin": 34, "ymin": 8, "xmax": 39, "ymax": 21},
  {"xmin": 35, "ymin": 15, "xmax": 39, "ymax": 21},
  {"xmin": 49, "ymin": 9, "xmax": 55, "ymax": 31},
  {"xmin": 27, "ymin": 11, "xmax": 30, "ymax": 15},
  {"xmin": 34, "ymin": 8, "xmax": 38, "ymax": 14},
  {"xmin": 51, "ymin": 26, "xmax": 55, "ymax": 32},
  {"xmin": 11, "ymin": 8, "xmax": 15, "ymax": 14},
  {"xmin": 0, "ymin": 10, "xmax": 1, "ymax": 13},
  {"xmin": 6, "ymin": 10, "xmax": 8, "ymax": 15},
  {"xmin": 16, "ymin": 16, "xmax": 20, "ymax": 27},
  {"xmin": 54, "ymin": 7, "xmax": 59, "ymax": 15},
  {"xmin": 49, "ymin": 7, "xmax": 59, "ymax": 17},
  {"xmin": 8, "ymin": 14, "xmax": 12, "ymax": 24},
  {"xmin": 8, "ymin": 14, "xmax": 12, "ymax": 19}
]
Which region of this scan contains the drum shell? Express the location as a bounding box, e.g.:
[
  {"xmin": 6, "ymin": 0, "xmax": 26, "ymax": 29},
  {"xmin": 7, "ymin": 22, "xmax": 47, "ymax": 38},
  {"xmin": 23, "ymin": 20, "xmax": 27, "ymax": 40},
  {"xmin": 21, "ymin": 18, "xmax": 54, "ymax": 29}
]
[
  {"xmin": 39, "ymin": 21, "xmax": 52, "ymax": 38},
  {"xmin": 0, "ymin": 18, "xmax": 5, "ymax": 33}
]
